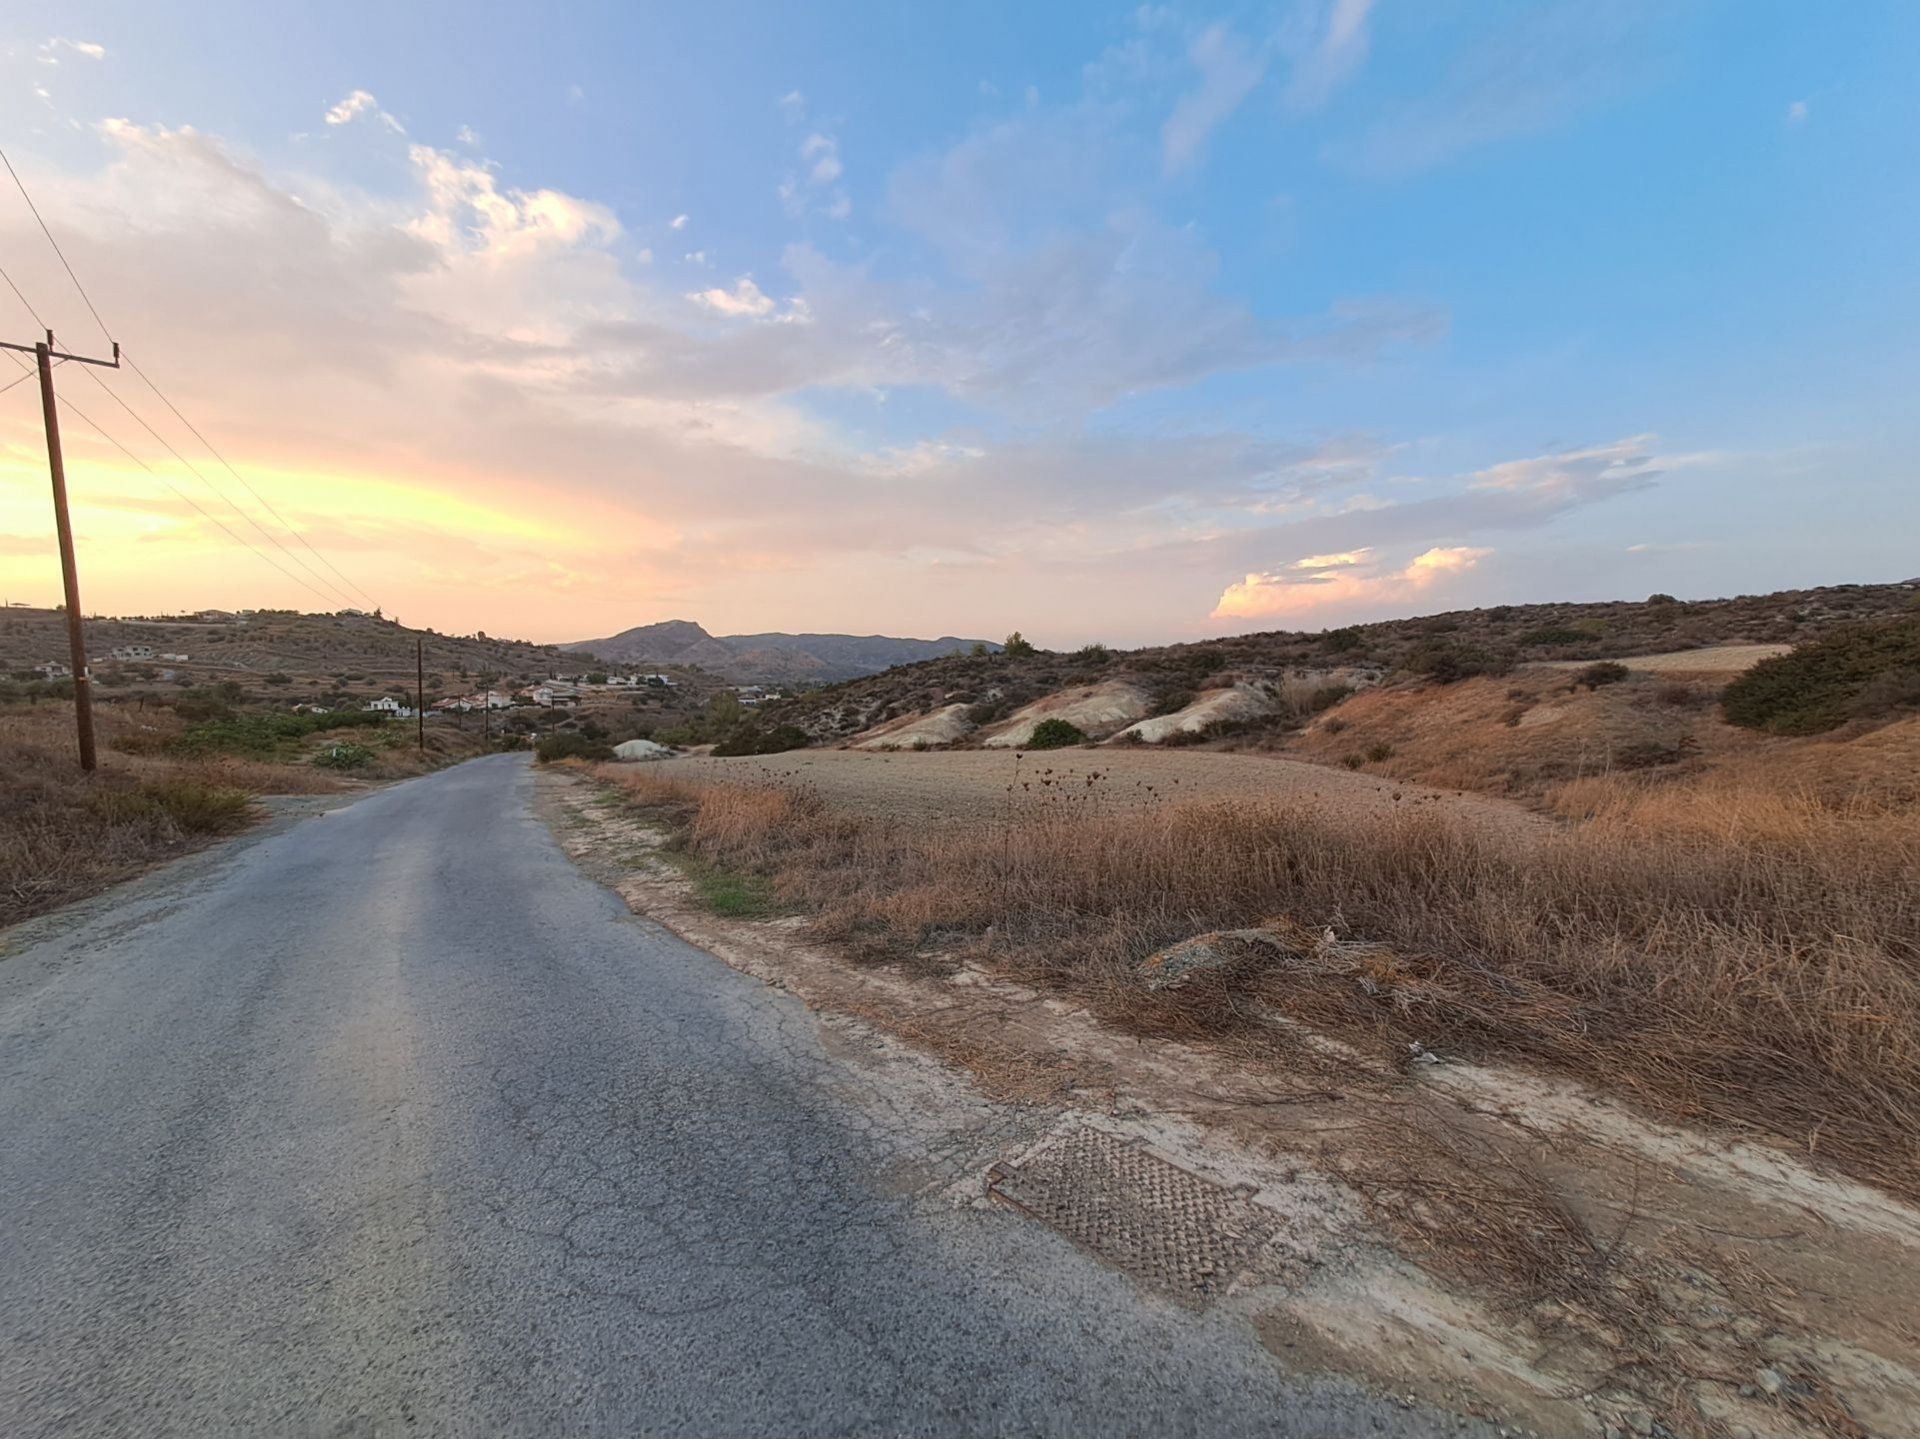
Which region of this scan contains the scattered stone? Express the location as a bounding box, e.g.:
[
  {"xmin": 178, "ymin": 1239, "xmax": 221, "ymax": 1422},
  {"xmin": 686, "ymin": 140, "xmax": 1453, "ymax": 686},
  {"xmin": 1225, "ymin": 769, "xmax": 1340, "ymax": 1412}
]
[
  {"xmin": 1135, "ymin": 927, "xmax": 1293, "ymax": 990},
  {"xmin": 1754, "ymin": 1367, "xmax": 1785, "ymax": 1397},
  {"xmin": 612, "ymin": 738, "xmax": 677, "ymax": 762}
]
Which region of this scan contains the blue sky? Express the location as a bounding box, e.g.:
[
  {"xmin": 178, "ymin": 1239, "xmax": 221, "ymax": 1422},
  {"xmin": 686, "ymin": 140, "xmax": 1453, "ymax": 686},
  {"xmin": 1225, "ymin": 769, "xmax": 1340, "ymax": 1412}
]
[{"xmin": 0, "ymin": 1, "xmax": 1915, "ymax": 644}]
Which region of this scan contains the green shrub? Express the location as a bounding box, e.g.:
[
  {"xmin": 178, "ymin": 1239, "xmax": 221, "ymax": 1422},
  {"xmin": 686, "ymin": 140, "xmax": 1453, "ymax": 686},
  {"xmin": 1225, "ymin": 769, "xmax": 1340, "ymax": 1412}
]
[
  {"xmin": 1002, "ymin": 631, "xmax": 1038, "ymax": 658},
  {"xmin": 1577, "ymin": 661, "xmax": 1632, "ymax": 689},
  {"xmin": 535, "ymin": 732, "xmax": 615, "ymax": 763},
  {"xmin": 313, "ymin": 742, "xmax": 375, "ymax": 770},
  {"xmin": 1024, "ymin": 717, "xmax": 1087, "ymax": 750},
  {"xmin": 1520, "ymin": 626, "xmax": 1591, "ymax": 647},
  {"xmin": 1342, "ymin": 752, "xmax": 1365, "ymax": 770},
  {"xmin": 1723, "ymin": 619, "xmax": 1920, "ymax": 734},
  {"xmin": 1404, "ymin": 641, "xmax": 1510, "ymax": 684},
  {"xmin": 173, "ymin": 709, "xmax": 387, "ymax": 757},
  {"xmin": 1365, "ymin": 742, "xmax": 1395, "ymax": 763},
  {"xmin": 1321, "ymin": 627, "xmax": 1363, "ymax": 654}
]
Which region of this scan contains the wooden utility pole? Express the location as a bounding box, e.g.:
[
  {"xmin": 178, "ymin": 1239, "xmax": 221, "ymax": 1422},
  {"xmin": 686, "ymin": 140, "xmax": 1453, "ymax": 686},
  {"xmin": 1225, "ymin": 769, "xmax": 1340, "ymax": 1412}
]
[
  {"xmin": 415, "ymin": 636, "xmax": 426, "ymax": 756},
  {"xmin": 3, "ymin": 331, "xmax": 120, "ymax": 771}
]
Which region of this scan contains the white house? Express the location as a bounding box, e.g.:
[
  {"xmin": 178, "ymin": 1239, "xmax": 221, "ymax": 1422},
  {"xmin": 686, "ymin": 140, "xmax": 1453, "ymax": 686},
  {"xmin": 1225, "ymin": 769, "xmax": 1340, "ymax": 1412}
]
[
  {"xmin": 159, "ymin": 652, "xmax": 190, "ymax": 662},
  {"xmin": 109, "ymin": 644, "xmax": 156, "ymax": 661},
  {"xmin": 364, "ymin": 696, "xmax": 414, "ymax": 718},
  {"xmin": 34, "ymin": 661, "xmax": 71, "ymax": 679}
]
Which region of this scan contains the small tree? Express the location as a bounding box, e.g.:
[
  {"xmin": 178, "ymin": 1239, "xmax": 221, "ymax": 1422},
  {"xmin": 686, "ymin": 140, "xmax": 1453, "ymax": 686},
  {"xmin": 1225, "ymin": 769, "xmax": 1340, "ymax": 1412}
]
[
  {"xmin": 1002, "ymin": 631, "xmax": 1037, "ymax": 658},
  {"xmin": 1024, "ymin": 717, "xmax": 1086, "ymax": 749}
]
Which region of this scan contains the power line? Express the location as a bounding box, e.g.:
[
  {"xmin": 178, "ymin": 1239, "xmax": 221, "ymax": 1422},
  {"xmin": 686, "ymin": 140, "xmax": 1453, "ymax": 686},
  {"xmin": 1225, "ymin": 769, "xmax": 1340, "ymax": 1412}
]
[
  {"xmin": 120, "ymin": 349, "xmax": 382, "ymax": 610},
  {"xmin": 1, "ymin": 144, "xmax": 382, "ymax": 613},
  {"xmin": 0, "ymin": 145, "xmax": 111, "ymax": 346},
  {"xmin": 1, "ymin": 349, "xmax": 347, "ymax": 609},
  {"xmin": 0, "ymin": 258, "xmax": 48, "ymax": 332},
  {"xmin": 73, "ymin": 365, "xmax": 362, "ymax": 610}
]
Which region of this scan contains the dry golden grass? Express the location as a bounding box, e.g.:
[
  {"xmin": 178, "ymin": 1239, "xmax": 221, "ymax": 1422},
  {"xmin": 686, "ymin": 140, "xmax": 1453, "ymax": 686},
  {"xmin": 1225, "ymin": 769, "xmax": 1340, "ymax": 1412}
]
[{"xmin": 597, "ymin": 760, "xmax": 1920, "ymax": 1202}]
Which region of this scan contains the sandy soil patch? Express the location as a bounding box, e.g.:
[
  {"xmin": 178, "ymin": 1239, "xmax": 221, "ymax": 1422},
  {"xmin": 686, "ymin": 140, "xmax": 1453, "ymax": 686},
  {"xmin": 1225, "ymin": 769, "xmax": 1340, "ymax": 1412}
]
[
  {"xmin": 1114, "ymin": 682, "xmax": 1274, "ymax": 744},
  {"xmin": 851, "ymin": 702, "xmax": 974, "ymax": 750},
  {"xmin": 646, "ymin": 745, "xmax": 1541, "ymax": 833},
  {"xmin": 1533, "ymin": 644, "xmax": 1791, "ymax": 675},
  {"xmin": 981, "ymin": 680, "xmax": 1152, "ymax": 746}
]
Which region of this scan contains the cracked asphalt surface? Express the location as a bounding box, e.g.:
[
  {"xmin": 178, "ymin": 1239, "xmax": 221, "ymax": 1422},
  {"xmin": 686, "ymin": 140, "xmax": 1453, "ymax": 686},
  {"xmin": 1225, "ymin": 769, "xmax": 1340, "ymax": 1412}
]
[{"xmin": 0, "ymin": 755, "xmax": 1471, "ymax": 1435}]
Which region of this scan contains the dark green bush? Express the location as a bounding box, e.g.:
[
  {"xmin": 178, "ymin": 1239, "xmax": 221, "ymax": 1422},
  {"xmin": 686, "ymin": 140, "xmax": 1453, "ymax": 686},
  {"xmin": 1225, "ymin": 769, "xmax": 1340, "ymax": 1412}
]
[
  {"xmin": 173, "ymin": 709, "xmax": 387, "ymax": 757},
  {"xmin": 535, "ymin": 732, "xmax": 615, "ymax": 763},
  {"xmin": 313, "ymin": 742, "xmax": 375, "ymax": 770},
  {"xmin": 1520, "ymin": 626, "xmax": 1592, "ymax": 647},
  {"xmin": 1024, "ymin": 717, "xmax": 1087, "ymax": 750},
  {"xmin": 1404, "ymin": 642, "xmax": 1510, "ymax": 684},
  {"xmin": 1723, "ymin": 619, "xmax": 1920, "ymax": 734},
  {"xmin": 1577, "ymin": 661, "xmax": 1632, "ymax": 689}
]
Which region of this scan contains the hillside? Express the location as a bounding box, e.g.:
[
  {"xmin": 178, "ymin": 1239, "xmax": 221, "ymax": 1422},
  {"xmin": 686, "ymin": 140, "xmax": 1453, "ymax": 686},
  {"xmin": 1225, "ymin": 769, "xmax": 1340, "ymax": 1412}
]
[
  {"xmin": 0, "ymin": 607, "xmax": 604, "ymax": 689},
  {"xmin": 756, "ymin": 581, "xmax": 1920, "ymax": 754},
  {"xmin": 564, "ymin": 619, "xmax": 996, "ymax": 684}
]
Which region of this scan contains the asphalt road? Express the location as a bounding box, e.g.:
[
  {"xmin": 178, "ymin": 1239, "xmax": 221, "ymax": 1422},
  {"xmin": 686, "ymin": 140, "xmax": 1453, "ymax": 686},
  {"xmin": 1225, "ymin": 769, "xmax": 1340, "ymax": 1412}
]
[{"xmin": 0, "ymin": 755, "xmax": 1472, "ymax": 1435}]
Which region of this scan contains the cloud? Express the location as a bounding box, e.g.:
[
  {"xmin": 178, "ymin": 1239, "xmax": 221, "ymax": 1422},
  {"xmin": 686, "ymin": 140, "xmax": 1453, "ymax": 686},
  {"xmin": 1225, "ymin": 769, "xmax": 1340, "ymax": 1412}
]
[
  {"xmin": 686, "ymin": 276, "xmax": 777, "ymax": 318},
  {"xmin": 1293, "ymin": 549, "xmax": 1371, "ymax": 570},
  {"xmin": 39, "ymin": 37, "xmax": 107, "ymax": 64},
  {"xmin": 1328, "ymin": 3, "xmax": 1659, "ymax": 176},
  {"xmin": 1162, "ymin": 23, "xmax": 1267, "ymax": 173},
  {"xmin": 1213, "ymin": 545, "xmax": 1493, "ymax": 620},
  {"xmin": 455, "ymin": 124, "xmax": 481, "ymax": 147},
  {"xmin": 781, "ymin": 133, "xmax": 851, "ymax": 219},
  {"xmin": 1786, "ymin": 99, "xmax": 1809, "ymax": 125},
  {"xmin": 778, "ymin": 90, "xmax": 807, "ymax": 123},
  {"xmin": 669, "ymin": 213, "xmax": 688, "ymax": 230},
  {"xmin": 1284, "ymin": 0, "xmax": 1374, "ymax": 111},
  {"xmin": 0, "ymin": 61, "xmax": 1454, "ymax": 644},
  {"xmin": 1468, "ymin": 435, "xmax": 1659, "ymax": 501},
  {"xmin": 802, "ymin": 133, "xmax": 842, "ymax": 184},
  {"xmin": 324, "ymin": 89, "xmax": 405, "ymax": 134}
]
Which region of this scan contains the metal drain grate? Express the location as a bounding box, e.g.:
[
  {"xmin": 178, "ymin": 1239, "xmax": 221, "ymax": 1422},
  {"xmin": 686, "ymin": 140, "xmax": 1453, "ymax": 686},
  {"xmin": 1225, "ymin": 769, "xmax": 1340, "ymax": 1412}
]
[{"xmin": 985, "ymin": 1126, "xmax": 1278, "ymax": 1304}]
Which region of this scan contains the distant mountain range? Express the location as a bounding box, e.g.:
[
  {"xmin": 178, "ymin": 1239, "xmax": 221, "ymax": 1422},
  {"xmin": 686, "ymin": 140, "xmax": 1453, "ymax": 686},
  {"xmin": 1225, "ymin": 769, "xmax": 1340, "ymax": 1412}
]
[{"xmin": 564, "ymin": 620, "xmax": 996, "ymax": 685}]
